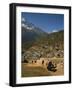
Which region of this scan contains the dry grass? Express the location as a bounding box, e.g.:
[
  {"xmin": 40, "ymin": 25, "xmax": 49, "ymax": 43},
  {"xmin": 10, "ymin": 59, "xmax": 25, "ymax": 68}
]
[
  {"xmin": 21, "ymin": 58, "xmax": 64, "ymax": 77},
  {"xmin": 21, "ymin": 63, "xmax": 51, "ymax": 77}
]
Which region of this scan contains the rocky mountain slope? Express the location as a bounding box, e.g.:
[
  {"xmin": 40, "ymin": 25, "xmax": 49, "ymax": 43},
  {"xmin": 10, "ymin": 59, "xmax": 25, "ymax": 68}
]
[{"xmin": 21, "ymin": 18, "xmax": 64, "ymax": 62}]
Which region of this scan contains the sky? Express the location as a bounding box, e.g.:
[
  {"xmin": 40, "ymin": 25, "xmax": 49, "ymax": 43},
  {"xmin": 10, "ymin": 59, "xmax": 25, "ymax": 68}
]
[{"xmin": 22, "ymin": 12, "xmax": 64, "ymax": 33}]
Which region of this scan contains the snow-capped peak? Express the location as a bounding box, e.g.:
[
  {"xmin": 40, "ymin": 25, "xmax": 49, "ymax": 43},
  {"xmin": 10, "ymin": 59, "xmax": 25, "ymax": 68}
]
[
  {"xmin": 21, "ymin": 17, "xmax": 34, "ymax": 30},
  {"xmin": 22, "ymin": 17, "xmax": 26, "ymax": 22}
]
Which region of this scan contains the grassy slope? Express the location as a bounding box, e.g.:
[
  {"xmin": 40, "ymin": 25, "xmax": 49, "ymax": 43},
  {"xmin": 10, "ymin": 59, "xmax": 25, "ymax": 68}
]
[{"xmin": 22, "ymin": 30, "xmax": 64, "ymax": 51}]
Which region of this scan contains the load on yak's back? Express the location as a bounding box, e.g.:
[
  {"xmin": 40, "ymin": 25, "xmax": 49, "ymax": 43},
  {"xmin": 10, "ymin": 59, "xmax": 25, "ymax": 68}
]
[{"xmin": 47, "ymin": 61, "xmax": 57, "ymax": 72}]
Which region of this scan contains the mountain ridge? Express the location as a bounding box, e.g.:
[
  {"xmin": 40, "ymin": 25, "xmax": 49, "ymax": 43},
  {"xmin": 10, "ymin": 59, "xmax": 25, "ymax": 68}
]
[{"xmin": 21, "ymin": 17, "xmax": 64, "ymax": 51}]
